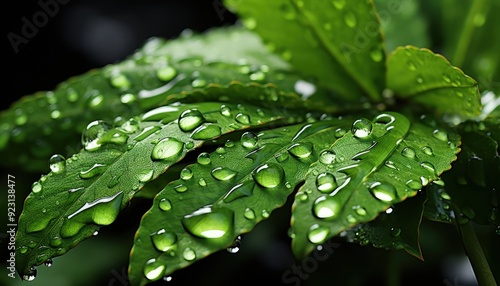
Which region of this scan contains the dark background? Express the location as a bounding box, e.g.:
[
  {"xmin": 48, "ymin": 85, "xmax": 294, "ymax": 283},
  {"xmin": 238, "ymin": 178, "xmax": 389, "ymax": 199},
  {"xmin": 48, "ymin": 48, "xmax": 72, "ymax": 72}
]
[
  {"xmin": 2, "ymin": 1, "xmax": 494, "ymax": 286},
  {"xmin": 4, "ymin": 0, "xmax": 237, "ymax": 110}
]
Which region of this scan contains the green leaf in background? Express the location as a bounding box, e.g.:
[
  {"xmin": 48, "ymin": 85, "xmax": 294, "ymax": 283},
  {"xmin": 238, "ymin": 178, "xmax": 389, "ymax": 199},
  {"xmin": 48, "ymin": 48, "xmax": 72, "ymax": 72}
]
[
  {"xmin": 14, "ymin": 96, "xmax": 299, "ymax": 278},
  {"xmin": 439, "ymin": 0, "xmax": 500, "ymax": 94},
  {"xmin": 372, "ymin": 0, "xmax": 430, "ymax": 52},
  {"xmin": 128, "ymin": 118, "xmax": 354, "ymax": 285},
  {"xmin": 224, "ymin": 0, "xmax": 386, "ymax": 102},
  {"xmin": 290, "ymin": 112, "xmax": 460, "ymax": 259},
  {"xmin": 387, "ymin": 46, "xmax": 481, "ymax": 119},
  {"xmin": 343, "ymin": 190, "xmax": 427, "ymax": 259},
  {"xmin": 439, "ymin": 117, "xmax": 499, "ymax": 227},
  {"xmin": 0, "ymin": 27, "xmax": 310, "ymax": 173}
]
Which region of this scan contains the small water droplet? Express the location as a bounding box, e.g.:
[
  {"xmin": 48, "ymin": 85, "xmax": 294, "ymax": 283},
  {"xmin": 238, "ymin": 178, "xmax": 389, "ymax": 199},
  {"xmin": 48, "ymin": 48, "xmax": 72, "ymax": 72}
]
[
  {"xmin": 242, "ymin": 17, "xmax": 257, "ymax": 29},
  {"xmin": 110, "ymin": 73, "xmax": 131, "ymax": 89},
  {"xmin": 369, "ymin": 182, "xmax": 397, "ymax": 202},
  {"xmin": 220, "ymin": 105, "xmax": 231, "ymax": 116},
  {"xmin": 82, "ymin": 120, "xmax": 112, "ymax": 151},
  {"xmin": 174, "ymin": 184, "xmax": 188, "ymax": 193},
  {"xmin": 288, "ymin": 142, "xmax": 313, "ymax": 159},
  {"xmin": 198, "ymin": 178, "xmax": 207, "ymax": 187},
  {"xmin": 331, "ymin": 0, "xmax": 345, "ymax": 9},
  {"xmin": 308, "ymin": 224, "xmax": 330, "ymax": 244},
  {"xmin": 420, "ymin": 162, "xmax": 436, "ymax": 174},
  {"xmin": 432, "ymin": 129, "xmax": 448, "ymax": 141},
  {"xmin": 227, "ymin": 236, "xmax": 241, "ymax": 253},
  {"xmin": 261, "ymin": 210, "xmax": 270, "ymax": 218},
  {"xmin": 178, "ymin": 109, "xmax": 205, "ymax": 132},
  {"xmin": 344, "ymin": 12, "xmax": 357, "ymax": 28},
  {"xmin": 352, "ymin": 118, "xmax": 373, "ymax": 138},
  {"xmin": 241, "ymin": 132, "xmax": 258, "ymax": 149},
  {"xmin": 422, "ymin": 146, "xmax": 433, "ymax": 155},
  {"xmin": 151, "ymin": 229, "xmax": 177, "ymax": 252},
  {"xmin": 143, "ymin": 258, "xmax": 165, "ymax": 281},
  {"xmin": 316, "ymin": 173, "xmax": 337, "ymax": 193},
  {"xmin": 211, "ymin": 167, "xmax": 237, "ymax": 181},
  {"xmin": 370, "ymin": 48, "xmax": 383, "ymax": 62},
  {"xmin": 156, "ymin": 66, "xmax": 177, "ymax": 81},
  {"xmin": 44, "ymin": 259, "xmax": 53, "ymax": 267},
  {"xmin": 120, "ymin": 93, "xmax": 137, "ymax": 104},
  {"xmin": 151, "ymin": 137, "xmax": 184, "ymax": 161},
  {"xmin": 407, "ymin": 61, "xmax": 416, "ymax": 71},
  {"xmin": 353, "ymin": 205, "xmax": 367, "ymax": 216},
  {"xmin": 66, "ymin": 88, "xmax": 79, "ymax": 102},
  {"xmin": 334, "ymin": 128, "xmax": 346, "ymax": 138},
  {"xmin": 22, "ymin": 267, "xmax": 37, "ymax": 281},
  {"xmin": 313, "ymin": 196, "xmax": 342, "ymax": 219},
  {"xmin": 253, "ymin": 163, "xmax": 285, "ymax": 188},
  {"xmin": 191, "ymin": 124, "xmax": 222, "ymax": 140},
  {"xmin": 49, "ymin": 154, "xmax": 66, "ymax": 174},
  {"xmin": 401, "ymin": 147, "xmax": 416, "ymax": 159},
  {"xmin": 19, "ymin": 246, "xmax": 29, "ymax": 254},
  {"xmin": 244, "ymin": 208, "xmax": 256, "ymax": 220},
  {"xmin": 390, "ymin": 227, "xmax": 401, "ymax": 237},
  {"xmin": 442, "ymin": 74, "xmax": 451, "ymax": 83},
  {"xmin": 159, "ymin": 198, "xmax": 172, "ymax": 211},
  {"xmin": 180, "ymin": 167, "xmax": 193, "ymax": 180},
  {"xmin": 235, "ymin": 113, "xmax": 251, "ymax": 125},
  {"xmin": 50, "ymin": 236, "xmax": 62, "ymax": 247},
  {"xmin": 136, "ymin": 170, "xmax": 154, "ymax": 183},
  {"xmin": 182, "ymin": 206, "xmax": 234, "ymax": 238},
  {"xmin": 183, "ymin": 247, "xmax": 196, "ymax": 261},
  {"xmin": 32, "ymin": 182, "xmax": 42, "ymax": 193},
  {"xmin": 406, "ymin": 179, "xmax": 423, "ymax": 190},
  {"xmin": 197, "ymin": 152, "xmax": 211, "ymax": 165},
  {"xmin": 79, "ymin": 163, "xmax": 107, "ymax": 179},
  {"xmin": 416, "ymin": 77, "xmax": 424, "ymax": 84}
]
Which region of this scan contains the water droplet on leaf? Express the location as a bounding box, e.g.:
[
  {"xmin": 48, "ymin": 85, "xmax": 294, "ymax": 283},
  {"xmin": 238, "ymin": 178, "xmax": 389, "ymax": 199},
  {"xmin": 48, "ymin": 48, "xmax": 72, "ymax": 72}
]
[
  {"xmin": 253, "ymin": 163, "xmax": 285, "ymax": 188},
  {"xmin": 151, "ymin": 137, "xmax": 184, "ymax": 161},
  {"xmin": 151, "ymin": 229, "xmax": 177, "ymax": 252},
  {"xmin": 143, "ymin": 258, "xmax": 165, "ymax": 281},
  {"xmin": 159, "ymin": 198, "xmax": 172, "ymax": 211},
  {"xmin": 178, "ymin": 109, "xmax": 205, "ymax": 132},
  {"xmin": 313, "ymin": 196, "xmax": 341, "ymax": 218},
  {"xmin": 369, "ymin": 182, "xmax": 397, "ymax": 202},
  {"xmin": 308, "ymin": 224, "xmax": 330, "ymax": 244},
  {"xmin": 241, "ymin": 132, "xmax": 258, "ymax": 149},
  {"xmin": 182, "ymin": 206, "xmax": 234, "ymax": 239},
  {"xmin": 316, "ymin": 173, "xmax": 337, "ymax": 193},
  {"xmin": 352, "ymin": 118, "xmax": 373, "ymax": 138}
]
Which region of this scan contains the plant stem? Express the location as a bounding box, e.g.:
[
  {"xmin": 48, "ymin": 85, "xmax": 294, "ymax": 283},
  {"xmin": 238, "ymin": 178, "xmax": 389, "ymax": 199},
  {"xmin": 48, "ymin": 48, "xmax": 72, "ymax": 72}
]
[
  {"xmin": 456, "ymin": 220, "xmax": 497, "ymax": 286},
  {"xmin": 452, "ymin": 0, "xmax": 487, "ymax": 67}
]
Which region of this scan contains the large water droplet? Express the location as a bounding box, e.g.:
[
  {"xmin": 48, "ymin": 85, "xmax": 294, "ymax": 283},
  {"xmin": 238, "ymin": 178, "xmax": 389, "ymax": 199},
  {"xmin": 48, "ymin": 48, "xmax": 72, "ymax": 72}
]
[
  {"xmin": 151, "ymin": 229, "xmax": 177, "ymax": 252},
  {"xmin": 178, "ymin": 109, "xmax": 205, "ymax": 132},
  {"xmin": 240, "ymin": 132, "xmax": 258, "ymax": 149},
  {"xmin": 82, "ymin": 120, "xmax": 112, "ymax": 151},
  {"xmin": 319, "ymin": 150, "xmax": 336, "ymax": 165},
  {"xmin": 191, "ymin": 124, "xmax": 221, "ymax": 140},
  {"xmin": 49, "ymin": 154, "xmax": 66, "ymax": 174},
  {"xmin": 406, "ymin": 179, "xmax": 423, "ymax": 190},
  {"xmin": 308, "ymin": 224, "xmax": 330, "ymax": 244},
  {"xmin": 211, "ymin": 167, "xmax": 237, "ymax": 181},
  {"xmin": 313, "ymin": 196, "xmax": 341, "ymax": 219},
  {"xmin": 369, "ymin": 182, "xmax": 397, "ymax": 202},
  {"xmin": 352, "ymin": 118, "xmax": 373, "ymax": 138},
  {"xmin": 316, "ymin": 173, "xmax": 337, "ymax": 193},
  {"xmin": 143, "ymin": 258, "xmax": 165, "ymax": 281},
  {"xmin": 182, "ymin": 206, "xmax": 234, "ymax": 239},
  {"xmin": 253, "ymin": 163, "xmax": 285, "ymax": 188},
  {"xmin": 288, "ymin": 142, "xmax": 313, "ymax": 159},
  {"xmin": 151, "ymin": 137, "xmax": 184, "ymax": 161},
  {"xmin": 66, "ymin": 191, "xmax": 123, "ymax": 226},
  {"xmin": 220, "ymin": 105, "xmax": 231, "ymax": 117}
]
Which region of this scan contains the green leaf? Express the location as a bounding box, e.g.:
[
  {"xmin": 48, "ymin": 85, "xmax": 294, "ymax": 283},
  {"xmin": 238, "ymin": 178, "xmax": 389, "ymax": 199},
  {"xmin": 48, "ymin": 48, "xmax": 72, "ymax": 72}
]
[
  {"xmin": 290, "ymin": 112, "xmax": 460, "ymax": 259},
  {"xmin": 373, "ymin": 0, "xmax": 430, "ymax": 52},
  {"xmin": 224, "ymin": 0, "xmax": 386, "ymax": 102},
  {"xmin": 343, "ymin": 190, "xmax": 427, "ymax": 259},
  {"xmin": 387, "ymin": 46, "xmax": 482, "ymax": 119},
  {"xmin": 14, "ymin": 98, "xmax": 297, "ymax": 277},
  {"xmin": 0, "ymin": 27, "xmax": 307, "ymax": 172},
  {"xmin": 436, "ymin": 118, "xmax": 499, "ymax": 226},
  {"xmin": 128, "ymin": 118, "xmax": 355, "ymax": 285}
]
